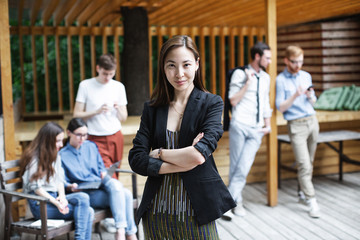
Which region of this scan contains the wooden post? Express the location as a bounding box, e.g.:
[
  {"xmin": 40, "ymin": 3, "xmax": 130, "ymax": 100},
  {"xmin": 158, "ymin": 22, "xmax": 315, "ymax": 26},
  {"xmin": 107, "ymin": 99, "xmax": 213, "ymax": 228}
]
[
  {"xmin": 0, "ymin": 0, "xmax": 16, "ymax": 160},
  {"xmin": 265, "ymin": 0, "xmax": 278, "ymax": 206},
  {"xmin": 121, "ymin": 7, "xmax": 149, "ymax": 115}
]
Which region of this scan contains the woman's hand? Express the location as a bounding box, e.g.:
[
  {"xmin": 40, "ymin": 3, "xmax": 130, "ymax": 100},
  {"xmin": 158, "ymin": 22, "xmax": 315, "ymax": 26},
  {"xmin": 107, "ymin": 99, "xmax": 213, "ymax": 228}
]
[
  {"xmin": 149, "ymin": 149, "xmax": 160, "ymax": 159},
  {"xmin": 192, "ymin": 132, "xmax": 204, "ymax": 146},
  {"xmin": 53, "ymin": 198, "xmax": 69, "ymax": 215}
]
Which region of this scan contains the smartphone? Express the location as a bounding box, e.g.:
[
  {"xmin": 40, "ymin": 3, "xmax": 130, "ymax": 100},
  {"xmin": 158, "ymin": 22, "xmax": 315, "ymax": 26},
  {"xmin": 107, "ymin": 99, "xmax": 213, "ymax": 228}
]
[{"xmin": 307, "ymin": 85, "xmax": 314, "ymax": 91}]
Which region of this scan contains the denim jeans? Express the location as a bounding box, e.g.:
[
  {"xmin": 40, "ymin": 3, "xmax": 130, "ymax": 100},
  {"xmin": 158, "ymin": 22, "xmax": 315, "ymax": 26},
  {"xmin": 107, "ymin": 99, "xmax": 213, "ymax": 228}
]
[
  {"xmin": 28, "ymin": 191, "xmax": 94, "ymax": 240},
  {"xmin": 85, "ymin": 178, "xmax": 137, "ymax": 235},
  {"xmin": 228, "ymin": 121, "xmax": 264, "ymax": 204}
]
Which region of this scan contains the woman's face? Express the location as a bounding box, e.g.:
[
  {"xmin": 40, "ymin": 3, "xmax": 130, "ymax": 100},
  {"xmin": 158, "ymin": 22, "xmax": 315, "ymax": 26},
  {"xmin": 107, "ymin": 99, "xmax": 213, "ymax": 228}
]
[
  {"xmin": 164, "ymin": 46, "xmax": 199, "ymax": 93},
  {"xmin": 68, "ymin": 126, "xmax": 88, "ymax": 149},
  {"xmin": 55, "ymin": 132, "xmax": 65, "ymax": 152}
]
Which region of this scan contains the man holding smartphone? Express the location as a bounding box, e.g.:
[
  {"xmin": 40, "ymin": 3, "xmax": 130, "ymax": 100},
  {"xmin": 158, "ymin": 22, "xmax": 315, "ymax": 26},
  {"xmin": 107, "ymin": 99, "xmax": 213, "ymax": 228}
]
[{"xmin": 276, "ymin": 45, "xmax": 320, "ymax": 218}]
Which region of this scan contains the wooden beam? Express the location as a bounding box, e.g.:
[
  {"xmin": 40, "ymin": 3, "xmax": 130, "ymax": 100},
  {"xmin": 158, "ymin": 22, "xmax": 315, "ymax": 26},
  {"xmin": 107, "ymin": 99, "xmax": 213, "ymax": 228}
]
[
  {"xmin": 100, "ymin": 14, "xmax": 120, "ymax": 27},
  {"xmin": 42, "ymin": 0, "xmax": 61, "ymax": 25},
  {"xmin": 65, "ymin": 0, "xmax": 92, "ymax": 26},
  {"xmin": 0, "ymin": 0, "xmax": 16, "ymax": 160},
  {"xmin": 88, "ymin": 0, "xmax": 123, "ymax": 26},
  {"xmin": 265, "ymin": 0, "xmax": 278, "ymax": 207},
  {"xmin": 11, "ymin": 25, "xmax": 126, "ymax": 36},
  {"xmin": 53, "ymin": 0, "xmax": 77, "ymax": 26},
  {"xmin": 77, "ymin": 0, "xmax": 108, "ymax": 26},
  {"xmin": 30, "ymin": 0, "xmax": 43, "ymax": 26}
]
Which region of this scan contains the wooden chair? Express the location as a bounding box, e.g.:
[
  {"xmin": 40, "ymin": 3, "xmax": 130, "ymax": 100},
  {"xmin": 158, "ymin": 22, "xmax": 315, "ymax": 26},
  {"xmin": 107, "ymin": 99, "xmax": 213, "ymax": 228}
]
[{"xmin": 0, "ymin": 159, "xmax": 138, "ymax": 240}]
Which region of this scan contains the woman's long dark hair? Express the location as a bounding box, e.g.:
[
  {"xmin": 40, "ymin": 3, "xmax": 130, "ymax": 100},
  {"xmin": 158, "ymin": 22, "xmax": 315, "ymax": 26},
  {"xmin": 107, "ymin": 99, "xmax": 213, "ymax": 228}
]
[
  {"xmin": 19, "ymin": 122, "xmax": 64, "ymax": 182},
  {"xmin": 150, "ymin": 35, "xmax": 207, "ymax": 106}
]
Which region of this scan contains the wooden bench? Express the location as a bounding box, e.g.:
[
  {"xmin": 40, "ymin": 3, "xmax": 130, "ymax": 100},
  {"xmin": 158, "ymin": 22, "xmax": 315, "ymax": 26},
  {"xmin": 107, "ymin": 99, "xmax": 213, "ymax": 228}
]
[
  {"xmin": 0, "ymin": 159, "xmax": 138, "ymax": 240},
  {"xmin": 277, "ymin": 130, "xmax": 360, "ymax": 188}
]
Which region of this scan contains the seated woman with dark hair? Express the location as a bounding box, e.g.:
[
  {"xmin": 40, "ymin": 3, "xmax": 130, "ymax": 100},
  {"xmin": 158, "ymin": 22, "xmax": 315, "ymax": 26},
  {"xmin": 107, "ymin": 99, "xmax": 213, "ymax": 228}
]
[
  {"xmin": 59, "ymin": 118, "xmax": 137, "ymax": 240},
  {"xmin": 20, "ymin": 122, "xmax": 94, "ymax": 240}
]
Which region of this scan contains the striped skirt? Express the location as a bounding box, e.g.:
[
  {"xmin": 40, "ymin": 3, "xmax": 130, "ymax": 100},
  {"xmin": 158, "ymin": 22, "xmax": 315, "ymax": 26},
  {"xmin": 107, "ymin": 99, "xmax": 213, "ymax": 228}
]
[{"xmin": 142, "ymin": 173, "xmax": 219, "ymax": 240}]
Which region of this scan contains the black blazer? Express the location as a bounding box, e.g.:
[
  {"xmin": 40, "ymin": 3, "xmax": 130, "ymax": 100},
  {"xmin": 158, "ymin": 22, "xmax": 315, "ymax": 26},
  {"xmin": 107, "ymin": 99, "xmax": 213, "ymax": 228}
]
[{"xmin": 128, "ymin": 87, "xmax": 236, "ymax": 225}]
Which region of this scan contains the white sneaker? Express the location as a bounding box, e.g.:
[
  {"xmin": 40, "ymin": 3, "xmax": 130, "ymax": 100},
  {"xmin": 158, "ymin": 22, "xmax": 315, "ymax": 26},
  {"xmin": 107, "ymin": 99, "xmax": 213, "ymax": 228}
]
[
  {"xmin": 232, "ymin": 204, "xmax": 246, "ymax": 217},
  {"xmin": 221, "ymin": 210, "xmax": 234, "ymax": 221},
  {"xmin": 308, "ymin": 198, "xmax": 320, "ymax": 218},
  {"xmin": 101, "ymin": 218, "xmax": 117, "ymax": 233}
]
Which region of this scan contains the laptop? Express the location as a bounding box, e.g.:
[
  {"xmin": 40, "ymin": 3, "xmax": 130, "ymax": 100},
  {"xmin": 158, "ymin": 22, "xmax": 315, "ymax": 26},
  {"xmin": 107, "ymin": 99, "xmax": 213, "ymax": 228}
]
[{"xmin": 75, "ymin": 162, "xmax": 120, "ymax": 190}]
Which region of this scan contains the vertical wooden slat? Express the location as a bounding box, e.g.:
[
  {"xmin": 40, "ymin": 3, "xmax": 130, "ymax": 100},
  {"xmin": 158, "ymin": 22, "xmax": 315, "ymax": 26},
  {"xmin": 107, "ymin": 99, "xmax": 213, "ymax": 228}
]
[
  {"xmin": 258, "ymin": 27, "xmax": 265, "ymax": 42},
  {"xmin": 157, "ymin": 26, "xmax": 163, "ymax": 57},
  {"xmin": 249, "ymin": 27, "xmax": 256, "ymax": 60},
  {"xmin": 200, "ymin": 27, "xmax": 206, "ymax": 88},
  {"xmin": 31, "ymin": 34, "xmax": 39, "ymax": 112},
  {"xmin": 43, "ymin": 35, "xmax": 51, "ymax": 111},
  {"xmin": 148, "ymin": 27, "xmax": 153, "ymax": 95},
  {"xmin": 0, "ymin": 0, "xmax": 16, "ymax": 160},
  {"xmin": 265, "ymin": 0, "xmax": 278, "ymax": 207},
  {"xmin": 90, "ymin": 33, "xmax": 96, "ymax": 77},
  {"xmin": 18, "ymin": 30, "xmax": 26, "ymax": 113},
  {"xmin": 114, "ymin": 29, "xmax": 121, "ymax": 82},
  {"xmin": 210, "ymin": 27, "xmax": 216, "ymax": 94},
  {"xmin": 67, "ymin": 35, "xmax": 74, "ymax": 111},
  {"xmin": 229, "ymin": 27, "xmax": 235, "ymax": 70},
  {"xmin": 55, "ymin": 30, "xmax": 63, "ymax": 111},
  {"xmin": 238, "ymin": 27, "xmax": 245, "ymax": 66},
  {"xmin": 219, "ymin": 27, "xmax": 226, "ymax": 99},
  {"xmin": 18, "ymin": 0, "xmax": 26, "ymax": 114},
  {"xmin": 102, "ymin": 28, "xmax": 108, "ymax": 54},
  {"xmin": 79, "ymin": 28, "xmax": 85, "ymax": 81}
]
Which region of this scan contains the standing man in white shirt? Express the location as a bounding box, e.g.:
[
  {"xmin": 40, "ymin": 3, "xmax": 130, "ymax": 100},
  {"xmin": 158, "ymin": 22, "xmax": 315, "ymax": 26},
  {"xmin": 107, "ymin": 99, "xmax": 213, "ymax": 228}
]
[
  {"xmin": 223, "ymin": 42, "xmax": 272, "ymax": 220},
  {"xmin": 74, "ymin": 53, "xmax": 128, "ymax": 178}
]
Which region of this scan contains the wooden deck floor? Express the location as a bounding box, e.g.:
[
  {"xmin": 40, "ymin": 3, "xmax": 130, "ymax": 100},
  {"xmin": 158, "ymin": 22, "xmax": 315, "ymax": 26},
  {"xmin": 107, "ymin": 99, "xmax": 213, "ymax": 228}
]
[
  {"xmin": 21, "ymin": 172, "xmax": 360, "ymax": 240},
  {"xmin": 216, "ymin": 171, "xmax": 360, "ymax": 240}
]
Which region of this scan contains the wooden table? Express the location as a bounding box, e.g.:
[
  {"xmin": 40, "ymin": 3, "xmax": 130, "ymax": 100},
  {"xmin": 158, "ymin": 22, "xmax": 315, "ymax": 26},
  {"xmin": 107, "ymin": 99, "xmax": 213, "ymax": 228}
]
[{"xmin": 277, "ymin": 130, "xmax": 360, "ymax": 188}]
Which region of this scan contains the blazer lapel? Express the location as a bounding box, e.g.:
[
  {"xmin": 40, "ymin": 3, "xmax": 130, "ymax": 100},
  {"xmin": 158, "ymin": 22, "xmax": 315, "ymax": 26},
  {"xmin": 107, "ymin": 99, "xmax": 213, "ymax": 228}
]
[
  {"xmin": 155, "ymin": 105, "xmax": 168, "ymax": 148},
  {"xmin": 179, "ymin": 88, "xmax": 201, "ymax": 147}
]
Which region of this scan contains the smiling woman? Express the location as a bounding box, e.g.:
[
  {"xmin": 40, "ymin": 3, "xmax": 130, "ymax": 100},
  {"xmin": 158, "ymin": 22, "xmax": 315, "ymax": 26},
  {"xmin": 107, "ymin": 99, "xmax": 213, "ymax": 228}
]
[{"xmin": 129, "ymin": 35, "xmax": 236, "ymax": 239}]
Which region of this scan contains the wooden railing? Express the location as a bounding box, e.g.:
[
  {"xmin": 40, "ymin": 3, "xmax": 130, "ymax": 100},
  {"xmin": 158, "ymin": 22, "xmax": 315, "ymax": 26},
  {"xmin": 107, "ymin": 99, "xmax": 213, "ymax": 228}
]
[{"xmin": 10, "ymin": 25, "xmax": 265, "ymax": 118}]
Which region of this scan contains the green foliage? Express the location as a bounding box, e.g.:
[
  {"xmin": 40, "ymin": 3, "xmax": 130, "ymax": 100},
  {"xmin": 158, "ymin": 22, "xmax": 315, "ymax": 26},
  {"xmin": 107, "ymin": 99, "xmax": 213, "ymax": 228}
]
[{"xmin": 10, "ymin": 34, "xmax": 124, "ymax": 112}]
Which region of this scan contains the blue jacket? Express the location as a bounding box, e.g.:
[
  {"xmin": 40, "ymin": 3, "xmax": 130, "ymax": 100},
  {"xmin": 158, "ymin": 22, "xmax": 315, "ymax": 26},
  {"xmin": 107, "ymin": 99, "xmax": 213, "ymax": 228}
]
[{"xmin": 129, "ymin": 87, "xmax": 236, "ymax": 225}]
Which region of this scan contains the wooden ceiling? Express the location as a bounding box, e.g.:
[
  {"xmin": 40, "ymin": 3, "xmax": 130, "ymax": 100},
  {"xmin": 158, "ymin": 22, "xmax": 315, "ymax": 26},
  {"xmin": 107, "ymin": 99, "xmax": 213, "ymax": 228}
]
[{"xmin": 8, "ymin": 0, "xmax": 360, "ymax": 28}]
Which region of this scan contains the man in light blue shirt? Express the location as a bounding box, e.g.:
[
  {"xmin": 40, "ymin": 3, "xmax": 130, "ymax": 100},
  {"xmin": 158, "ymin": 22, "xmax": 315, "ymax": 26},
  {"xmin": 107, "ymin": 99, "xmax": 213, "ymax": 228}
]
[{"xmin": 276, "ymin": 45, "xmax": 320, "ymax": 218}]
